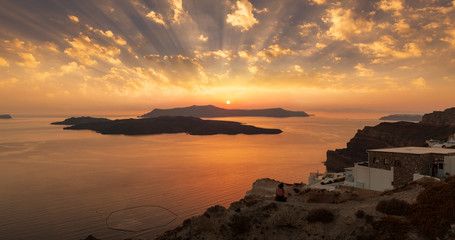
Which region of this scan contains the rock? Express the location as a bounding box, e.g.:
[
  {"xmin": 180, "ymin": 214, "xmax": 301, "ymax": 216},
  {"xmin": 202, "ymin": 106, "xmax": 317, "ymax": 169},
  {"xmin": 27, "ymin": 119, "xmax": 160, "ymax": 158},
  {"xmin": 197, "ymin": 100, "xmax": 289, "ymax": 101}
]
[
  {"xmin": 245, "ymin": 178, "xmax": 280, "ymax": 198},
  {"xmin": 82, "ymin": 235, "xmax": 100, "ymax": 240},
  {"xmin": 245, "ymin": 178, "xmax": 306, "ymax": 202},
  {"xmin": 61, "ymin": 116, "xmax": 282, "ymax": 136}
]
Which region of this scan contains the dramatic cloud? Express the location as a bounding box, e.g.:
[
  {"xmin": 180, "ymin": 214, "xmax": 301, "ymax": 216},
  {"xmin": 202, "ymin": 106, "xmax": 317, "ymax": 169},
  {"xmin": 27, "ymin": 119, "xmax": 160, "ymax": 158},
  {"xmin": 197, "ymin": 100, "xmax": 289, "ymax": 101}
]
[
  {"xmin": 64, "ymin": 33, "xmax": 122, "ymax": 66},
  {"xmin": 68, "ymin": 15, "xmax": 79, "ymax": 23},
  {"xmin": 325, "ymin": 8, "xmax": 374, "ymax": 41},
  {"xmin": 0, "ymin": 0, "xmax": 454, "ymax": 113},
  {"xmin": 377, "ymin": 0, "xmax": 403, "ymax": 15},
  {"xmin": 146, "ymin": 11, "xmax": 166, "ymax": 26},
  {"xmin": 198, "ymin": 34, "xmax": 208, "ymax": 42},
  {"xmin": 169, "ymin": 0, "xmax": 188, "ymax": 24},
  {"xmin": 226, "ymin": 0, "xmax": 258, "ymax": 31}
]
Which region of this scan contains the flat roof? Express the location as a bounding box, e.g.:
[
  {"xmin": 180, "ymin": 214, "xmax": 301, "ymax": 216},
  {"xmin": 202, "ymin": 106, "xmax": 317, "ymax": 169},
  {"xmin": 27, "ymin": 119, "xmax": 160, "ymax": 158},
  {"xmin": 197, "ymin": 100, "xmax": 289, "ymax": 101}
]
[{"xmin": 367, "ymin": 147, "xmax": 455, "ymax": 155}]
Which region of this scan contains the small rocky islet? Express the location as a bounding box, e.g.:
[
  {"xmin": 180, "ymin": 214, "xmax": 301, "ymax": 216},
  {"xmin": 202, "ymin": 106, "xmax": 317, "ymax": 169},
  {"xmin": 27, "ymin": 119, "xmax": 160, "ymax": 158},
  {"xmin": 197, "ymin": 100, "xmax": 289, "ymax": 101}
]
[{"xmin": 0, "ymin": 114, "xmax": 12, "ymax": 119}]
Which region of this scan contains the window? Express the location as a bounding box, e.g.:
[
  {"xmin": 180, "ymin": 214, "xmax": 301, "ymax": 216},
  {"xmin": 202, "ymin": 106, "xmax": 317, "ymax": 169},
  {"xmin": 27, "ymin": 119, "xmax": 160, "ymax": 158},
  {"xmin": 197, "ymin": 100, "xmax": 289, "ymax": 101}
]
[
  {"xmin": 384, "ymin": 158, "xmax": 389, "ymax": 165},
  {"xmin": 373, "ymin": 157, "xmax": 379, "ymax": 164},
  {"xmin": 439, "ymin": 163, "xmax": 444, "ymax": 169}
]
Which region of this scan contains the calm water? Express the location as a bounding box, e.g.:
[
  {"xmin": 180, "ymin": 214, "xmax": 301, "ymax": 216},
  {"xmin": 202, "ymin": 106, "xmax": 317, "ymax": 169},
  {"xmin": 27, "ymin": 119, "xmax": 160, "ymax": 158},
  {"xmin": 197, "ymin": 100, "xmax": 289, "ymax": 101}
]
[{"xmin": 0, "ymin": 116, "xmax": 380, "ymax": 239}]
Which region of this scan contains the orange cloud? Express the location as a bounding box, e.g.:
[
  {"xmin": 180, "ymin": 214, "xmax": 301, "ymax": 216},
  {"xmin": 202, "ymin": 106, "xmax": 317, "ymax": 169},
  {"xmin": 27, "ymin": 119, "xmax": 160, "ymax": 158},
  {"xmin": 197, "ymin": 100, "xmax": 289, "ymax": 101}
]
[
  {"xmin": 68, "ymin": 15, "xmax": 79, "ymax": 23},
  {"xmin": 411, "ymin": 77, "xmax": 426, "ymax": 88},
  {"xmin": 198, "ymin": 34, "xmax": 208, "ymax": 42},
  {"xmin": 377, "ymin": 0, "xmax": 403, "ymax": 16},
  {"xmin": 356, "ymin": 35, "xmax": 421, "ymax": 61},
  {"xmin": 354, "ymin": 63, "xmax": 374, "ymax": 77},
  {"xmin": 169, "ymin": 0, "xmax": 188, "ymax": 24},
  {"xmin": 257, "ymin": 44, "xmax": 295, "ymax": 63},
  {"xmin": 226, "ymin": 0, "xmax": 258, "ymax": 31},
  {"xmin": 325, "ymin": 8, "xmax": 374, "ymax": 41},
  {"xmin": 17, "ymin": 53, "xmax": 40, "ymax": 68},
  {"xmin": 0, "ymin": 57, "xmax": 10, "ymax": 67},
  {"xmin": 93, "ymin": 29, "xmax": 127, "ymax": 45},
  {"xmin": 64, "ymin": 33, "xmax": 122, "ymax": 66},
  {"xmin": 146, "ymin": 11, "xmax": 166, "ymax": 26}
]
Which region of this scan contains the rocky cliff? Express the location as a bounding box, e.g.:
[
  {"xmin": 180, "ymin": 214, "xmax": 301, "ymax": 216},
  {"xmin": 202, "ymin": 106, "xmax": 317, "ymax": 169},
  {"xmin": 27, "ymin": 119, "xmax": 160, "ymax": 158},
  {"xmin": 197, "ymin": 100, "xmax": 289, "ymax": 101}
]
[
  {"xmin": 420, "ymin": 107, "xmax": 455, "ymax": 127},
  {"xmin": 326, "ymin": 107, "xmax": 455, "ymax": 172}
]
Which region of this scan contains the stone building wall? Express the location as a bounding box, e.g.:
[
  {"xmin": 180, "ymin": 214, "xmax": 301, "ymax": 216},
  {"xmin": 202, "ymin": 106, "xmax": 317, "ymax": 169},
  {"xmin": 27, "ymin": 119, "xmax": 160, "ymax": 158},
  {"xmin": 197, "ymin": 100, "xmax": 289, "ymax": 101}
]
[{"xmin": 367, "ymin": 152, "xmax": 437, "ymax": 187}]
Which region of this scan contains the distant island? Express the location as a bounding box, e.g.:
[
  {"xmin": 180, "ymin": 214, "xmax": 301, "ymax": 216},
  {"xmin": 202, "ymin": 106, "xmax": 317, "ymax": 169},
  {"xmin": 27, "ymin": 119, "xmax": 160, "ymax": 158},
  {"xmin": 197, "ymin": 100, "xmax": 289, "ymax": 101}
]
[
  {"xmin": 379, "ymin": 114, "xmax": 422, "ymax": 121},
  {"xmin": 0, "ymin": 114, "xmax": 12, "ymax": 119},
  {"xmin": 51, "ymin": 116, "xmax": 111, "ymax": 125},
  {"xmin": 56, "ymin": 116, "xmax": 282, "ymax": 135},
  {"xmin": 139, "ymin": 105, "xmax": 310, "ymax": 118}
]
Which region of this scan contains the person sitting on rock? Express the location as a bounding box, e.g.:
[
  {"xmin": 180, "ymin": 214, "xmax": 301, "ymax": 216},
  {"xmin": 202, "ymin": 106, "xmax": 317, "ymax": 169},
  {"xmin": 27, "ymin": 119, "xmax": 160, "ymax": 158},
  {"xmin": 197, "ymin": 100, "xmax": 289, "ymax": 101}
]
[{"xmin": 275, "ymin": 183, "xmax": 287, "ymax": 202}]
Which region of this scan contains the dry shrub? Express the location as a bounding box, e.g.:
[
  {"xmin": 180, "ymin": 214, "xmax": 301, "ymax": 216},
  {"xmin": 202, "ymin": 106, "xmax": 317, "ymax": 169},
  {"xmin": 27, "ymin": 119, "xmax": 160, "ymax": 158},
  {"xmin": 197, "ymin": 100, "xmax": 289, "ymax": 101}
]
[
  {"xmin": 409, "ymin": 177, "xmax": 455, "ymax": 239},
  {"xmin": 306, "ymin": 208, "xmax": 334, "ymax": 223},
  {"xmin": 355, "ymin": 209, "xmax": 365, "ymax": 219},
  {"xmin": 364, "ymin": 214, "xmax": 374, "ymax": 223},
  {"xmin": 230, "ymin": 214, "xmax": 251, "ymax": 235},
  {"xmin": 373, "ymin": 216, "xmax": 409, "ymax": 240},
  {"xmin": 375, "ymin": 198, "xmax": 410, "ymax": 216}
]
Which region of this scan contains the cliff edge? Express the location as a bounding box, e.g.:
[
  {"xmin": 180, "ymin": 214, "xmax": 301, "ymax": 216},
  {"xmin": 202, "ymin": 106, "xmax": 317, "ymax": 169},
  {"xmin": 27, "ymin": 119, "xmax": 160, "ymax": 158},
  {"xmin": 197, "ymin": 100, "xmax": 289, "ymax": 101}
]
[{"xmin": 156, "ymin": 177, "xmax": 455, "ymax": 240}]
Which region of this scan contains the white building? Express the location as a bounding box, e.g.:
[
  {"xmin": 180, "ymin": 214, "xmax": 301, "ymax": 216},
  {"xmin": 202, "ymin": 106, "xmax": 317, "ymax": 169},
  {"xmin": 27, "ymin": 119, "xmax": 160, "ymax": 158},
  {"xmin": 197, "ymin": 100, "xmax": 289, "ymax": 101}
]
[{"xmin": 345, "ymin": 147, "xmax": 455, "ymax": 191}]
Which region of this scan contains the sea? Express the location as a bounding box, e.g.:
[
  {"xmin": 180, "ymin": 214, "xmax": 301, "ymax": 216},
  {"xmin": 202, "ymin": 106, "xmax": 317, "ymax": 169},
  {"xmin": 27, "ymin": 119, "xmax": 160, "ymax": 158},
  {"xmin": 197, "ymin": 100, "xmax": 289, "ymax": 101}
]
[{"xmin": 0, "ymin": 115, "xmax": 381, "ymax": 239}]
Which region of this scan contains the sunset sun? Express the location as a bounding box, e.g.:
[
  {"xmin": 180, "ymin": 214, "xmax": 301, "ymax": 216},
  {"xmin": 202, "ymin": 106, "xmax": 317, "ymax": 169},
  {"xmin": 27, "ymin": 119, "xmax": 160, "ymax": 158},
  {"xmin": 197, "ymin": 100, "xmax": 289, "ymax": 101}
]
[{"xmin": 226, "ymin": 100, "xmax": 231, "ymax": 105}]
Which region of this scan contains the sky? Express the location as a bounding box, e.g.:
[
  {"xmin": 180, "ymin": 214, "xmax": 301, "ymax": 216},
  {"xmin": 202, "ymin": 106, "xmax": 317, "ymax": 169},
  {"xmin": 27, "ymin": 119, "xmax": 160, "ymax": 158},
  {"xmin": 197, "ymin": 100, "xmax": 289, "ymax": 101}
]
[{"xmin": 1, "ymin": 0, "xmax": 455, "ymax": 115}]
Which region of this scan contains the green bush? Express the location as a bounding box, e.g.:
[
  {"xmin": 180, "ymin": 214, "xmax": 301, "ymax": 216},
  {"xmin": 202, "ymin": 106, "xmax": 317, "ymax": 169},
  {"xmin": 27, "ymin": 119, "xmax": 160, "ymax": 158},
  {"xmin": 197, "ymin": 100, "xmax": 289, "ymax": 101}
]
[
  {"xmin": 375, "ymin": 198, "xmax": 410, "ymax": 216},
  {"xmin": 409, "ymin": 178, "xmax": 455, "ymax": 239},
  {"xmin": 306, "ymin": 208, "xmax": 334, "ymax": 223}
]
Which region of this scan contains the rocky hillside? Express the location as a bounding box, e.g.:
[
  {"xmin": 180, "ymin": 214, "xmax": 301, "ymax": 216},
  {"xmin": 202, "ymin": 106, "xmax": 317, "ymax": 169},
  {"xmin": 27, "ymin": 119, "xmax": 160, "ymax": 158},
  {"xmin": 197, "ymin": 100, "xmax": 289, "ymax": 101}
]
[
  {"xmin": 155, "ymin": 177, "xmax": 455, "ymax": 240},
  {"xmin": 326, "ymin": 107, "xmax": 455, "ymax": 172},
  {"xmin": 420, "ymin": 107, "xmax": 455, "ymax": 126}
]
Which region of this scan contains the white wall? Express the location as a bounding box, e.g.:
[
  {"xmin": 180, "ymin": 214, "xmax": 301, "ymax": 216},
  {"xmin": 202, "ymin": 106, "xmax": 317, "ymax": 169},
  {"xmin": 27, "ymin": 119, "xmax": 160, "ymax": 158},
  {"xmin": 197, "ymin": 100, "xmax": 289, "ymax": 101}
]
[
  {"xmin": 444, "ymin": 156, "xmax": 455, "ymax": 176},
  {"xmin": 354, "ymin": 164, "xmax": 370, "ymax": 188},
  {"xmin": 354, "ymin": 164, "xmax": 393, "ymax": 191}
]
